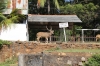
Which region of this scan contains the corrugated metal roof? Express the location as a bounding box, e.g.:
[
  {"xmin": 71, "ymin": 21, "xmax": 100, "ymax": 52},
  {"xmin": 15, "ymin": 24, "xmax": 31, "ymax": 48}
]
[{"xmin": 28, "ymin": 15, "xmax": 82, "ymax": 22}]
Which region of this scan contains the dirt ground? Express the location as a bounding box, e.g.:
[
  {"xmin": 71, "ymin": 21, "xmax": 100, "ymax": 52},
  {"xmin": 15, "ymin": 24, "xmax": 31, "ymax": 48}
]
[{"xmin": 0, "ymin": 41, "xmax": 100, "ymax": 62}]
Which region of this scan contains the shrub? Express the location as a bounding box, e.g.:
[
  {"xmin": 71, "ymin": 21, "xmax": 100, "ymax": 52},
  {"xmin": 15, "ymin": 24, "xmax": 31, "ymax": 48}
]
[
  {"xmin": 0, "ymin": 40, "xmax": 12, "ymax": 49},
  {"xmin": 84, "ymin": 54, "xmax": 100, "ymax": 66}
]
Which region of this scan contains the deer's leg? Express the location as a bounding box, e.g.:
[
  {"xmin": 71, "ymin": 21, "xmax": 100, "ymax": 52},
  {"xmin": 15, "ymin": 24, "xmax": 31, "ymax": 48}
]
[
  {"xmin": 96, "ymin": 38, "xmax": 97, "ymax": 41},
  {"xmin": 37, "ymin": 37, "xmax": 40, "ymax": 42},
  {"xmin": 46, "ymin": 37, "xmax": 48, "ymax": 43},
  {"xmin": 96, "ymin": 37, "xmax": 98, "ymax": 42}
]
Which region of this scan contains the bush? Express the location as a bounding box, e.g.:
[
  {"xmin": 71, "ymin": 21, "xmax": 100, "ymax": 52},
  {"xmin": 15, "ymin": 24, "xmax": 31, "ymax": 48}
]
[
  {"xmin": 84, "ymin": 54, "xmax": 100, "ymax": 66},
  {"xmin": 0, "ymin": 40, "xmax": 12, "ymax": 49}
]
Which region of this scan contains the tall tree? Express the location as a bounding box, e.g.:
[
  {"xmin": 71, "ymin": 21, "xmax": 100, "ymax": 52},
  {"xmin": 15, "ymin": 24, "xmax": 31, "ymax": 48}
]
[
  {"xmin": 60, "ymin": 3, "xmax": 99, "ymax": 35},
  {"xmin": 37, "ymin": 0, "xmax": 60, "ymax": 14},
  {"xmin": 60, "ymin": 3, "xmax": 99, "ymax": 28}
]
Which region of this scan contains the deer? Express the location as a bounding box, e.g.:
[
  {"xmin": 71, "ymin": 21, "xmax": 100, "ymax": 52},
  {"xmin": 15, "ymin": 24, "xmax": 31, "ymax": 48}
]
[
  {"xmin": 36, "ymin": 26, "xmax": 54, "ymax": 43},
  {"xmin": 96, "ymin": 34, "xmax": 100, "ymax": 41}
]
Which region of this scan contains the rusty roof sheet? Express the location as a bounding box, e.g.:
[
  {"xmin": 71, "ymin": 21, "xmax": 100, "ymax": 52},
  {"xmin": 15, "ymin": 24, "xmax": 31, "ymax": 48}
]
[{"xmin": 28, "ymin": 15, "xmax": 82, "ymax": 22}]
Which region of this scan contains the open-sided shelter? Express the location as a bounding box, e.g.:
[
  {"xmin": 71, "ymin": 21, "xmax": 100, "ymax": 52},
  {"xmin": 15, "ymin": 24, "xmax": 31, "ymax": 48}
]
[{"xmin": 28, "ymin": 15, "xmax": 82, "ymax": 41}]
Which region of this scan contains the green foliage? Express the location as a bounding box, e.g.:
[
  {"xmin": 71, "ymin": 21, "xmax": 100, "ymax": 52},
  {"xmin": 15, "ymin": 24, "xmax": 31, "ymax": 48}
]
[
  {"xmin": 0, "ymin": 40, "xmax": 11, "ymax": 49},
  {"xmin": 46, "ymin": 48, "xmax": 100, "ymax": 53},
  {"xmin": 73, "ymin": 25, "xmax": 82, "ymax": 35},
  {"xmin": 8, "ymin": 9, "xmax": 26, "ymax": 22},
  {"xmin": 0, "ymin": 9, "xmax": 26, "ymax": 32},
  {"xmin": 54, "ymin": 30, "xmax": 60, "ymax": 36},
  {"xmin": 46, "ymin": 47, "xmax": 60, "ymax": 51},
  {"xmin": 60, "ymin": 3, "xmax": 99, "ymax": 36},
  {"xmin": 0, "ymin": 0, "xmax": 8, "ymax": 13},
  {"xmin": 84, "ymin": 54, "xmax": 100, "ymax": 66},
  {"xmin": 39, "ymin": 0, "xmax": 46, "ymax": 8},
  {"xmin": 60, "ymin": 3, "xmax": 99, "ymax": 22},
  {"xmin": 0, "ymin": 19, "xmax": 14, "ymax": 30},
  {"xmin": 0, "ymin": 13, "xmax": 6, "ymax": 22},
  {"xmin": 29, "ymin": 0, "xmax": 60, "ymax": 14},
  {"xmin": 37, "ymin": 0, "xmax": 60, "ymax": 9},
  {"xmin": 53, "ymin": 0, "xmax": 60, "ymax": 10},
  {"xmin": 0, "ymin": 56, "xmax": 18, "ymax": 66},
  {"xmin": 0, "ymin": 9, "xmax": 27, "ymax": 38}
]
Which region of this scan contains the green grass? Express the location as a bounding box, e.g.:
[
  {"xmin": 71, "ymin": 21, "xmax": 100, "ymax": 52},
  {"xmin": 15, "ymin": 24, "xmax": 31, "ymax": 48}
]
[
  {"xmin": 0, "ymin": 56, "xmax": 18, "ymax": 66},
  {"xmin": 0, "ymin": 39, "xmax": 12, "ymax": 49},
  {"xmin": 46, "ymin": 48, "xmax": 100, "ymax": 53}
]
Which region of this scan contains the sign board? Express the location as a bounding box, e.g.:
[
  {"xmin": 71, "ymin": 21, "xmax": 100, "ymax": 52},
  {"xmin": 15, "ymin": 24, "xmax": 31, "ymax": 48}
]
[
  {"xmin": 59, "ymin": 23, "xmax": 68, "ymax": 28},
  {"xmin": 59, "ymin": 23, "xmax": 68, "ymax": 42}
]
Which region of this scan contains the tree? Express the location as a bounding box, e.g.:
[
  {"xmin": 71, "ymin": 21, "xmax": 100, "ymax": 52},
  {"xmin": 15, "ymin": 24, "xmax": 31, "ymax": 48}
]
[
  {"xmin": 0, "ymin": 0, "xmax": 7, "ymax": 13},
  {"xmin": 37, "ymin": 0, "xmax": 60, "ymax": 14},
  {"xmin": 60, "ymin": 3, "xmax": 99, "ymax": 36},
  {"xmin": 28, "ymin": 0, "xmax": 65, "ymax": 14},
  {"xmin": 0, "ymin": 9, "xmax": 26, "ymax": 32},
  {"xmin": 0, "ymin": 0, "xmax": 26, "ymax": 32},
  {"xmin": 60, "ymin": 3, "xmax": 99, "ymax": 29}
]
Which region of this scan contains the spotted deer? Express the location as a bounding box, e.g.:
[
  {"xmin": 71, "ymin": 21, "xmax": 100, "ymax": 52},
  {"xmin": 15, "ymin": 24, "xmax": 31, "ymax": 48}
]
[
  {"xmin": 96, "ymin": 34, "xmax": 100, "ymax": 41},
  {"xmin": 36, "ymin": 26, "xmax": 54, "ymax": 43}
]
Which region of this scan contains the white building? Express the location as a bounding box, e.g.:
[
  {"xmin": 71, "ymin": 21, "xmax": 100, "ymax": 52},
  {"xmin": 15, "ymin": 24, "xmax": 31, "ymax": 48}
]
[{"xmin": 0, "ymin": 0, "xmax": 82, "ymax": 41}]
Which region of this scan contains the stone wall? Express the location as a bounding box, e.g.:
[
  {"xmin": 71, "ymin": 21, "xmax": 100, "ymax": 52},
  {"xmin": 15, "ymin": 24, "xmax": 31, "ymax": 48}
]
[
  {"xmin": 18, "ymin": 52, "xmax": 91, "ymax": 66},
  {"xmin": 0, "ymin": 41, "xmax": 100, "ymax": 63}
]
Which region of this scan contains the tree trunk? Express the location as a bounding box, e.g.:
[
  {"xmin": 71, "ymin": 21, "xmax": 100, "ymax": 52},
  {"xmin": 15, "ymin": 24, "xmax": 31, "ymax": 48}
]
[{"xmin": 47, "ymin": 0, "xmax": 50, "ymax": 14}]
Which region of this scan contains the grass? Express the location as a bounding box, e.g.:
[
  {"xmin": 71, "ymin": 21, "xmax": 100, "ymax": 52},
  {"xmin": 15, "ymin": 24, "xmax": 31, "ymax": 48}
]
[
  {"xmin": 0, "ymin": 39, "xmax": 12, "ymax": 49},
  {"xmin": 0, "ymin": 56, "xmax": 18, "ymax": 66},
  {"xmin": 0, "ymin": 47, "xmax": 100, "ymax": 66},
  {"xmin": 46, "ymin": 47, "xmax": 100, "ymax": 53}
]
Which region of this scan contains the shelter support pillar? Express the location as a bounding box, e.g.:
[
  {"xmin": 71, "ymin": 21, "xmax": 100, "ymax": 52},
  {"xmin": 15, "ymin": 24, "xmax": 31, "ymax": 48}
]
[{"xmin": 82, "ymin": 30, "xmax": 84, "ymax": 43}]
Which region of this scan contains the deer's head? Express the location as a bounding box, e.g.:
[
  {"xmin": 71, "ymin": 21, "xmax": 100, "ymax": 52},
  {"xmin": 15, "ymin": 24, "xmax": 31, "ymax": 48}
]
[{"xmin": 46, "ymin": 26, "xmax": 54, "ymax": 34}]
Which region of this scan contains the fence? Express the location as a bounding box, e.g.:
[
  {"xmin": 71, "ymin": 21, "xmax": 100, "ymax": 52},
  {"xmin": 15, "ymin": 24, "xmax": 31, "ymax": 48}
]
[
  {"xmin": 67, "ymin": 36, "xmax": 96, "ymax": 42},
  {"xmin": 39, "ymin": 36, "xmax": 60, "ymax": 43},
  {"xmin": 39, "ymin": 36, "xmax": 98, "ymax": 43}
]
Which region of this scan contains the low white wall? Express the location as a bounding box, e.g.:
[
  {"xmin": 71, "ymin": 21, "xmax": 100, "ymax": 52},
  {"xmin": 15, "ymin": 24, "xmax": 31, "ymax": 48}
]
[{"xmin": 0, "ymin": 24, "xmax": 28, "ymax": 41}]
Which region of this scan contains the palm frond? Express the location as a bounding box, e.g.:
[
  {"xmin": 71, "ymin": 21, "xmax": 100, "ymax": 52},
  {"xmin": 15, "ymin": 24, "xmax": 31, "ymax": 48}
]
[
  {"xmin": 40, "ymin": 0, "xmax": 46, "ymax": 7},
  {"xmin": 37, "ymin": 0, "xmax": 46, "ymax": 8},
  {"xmin": 9, "ymin": 9, "xmax": 20, "ymax": 18},
  {"xmin": 0, "ymin": 13, "xmax": 6, "ymax": 22},
  {"xmin": 8, "ymin": 9, "xmax": 26, "ymax": 22},
  {"xmin": 53, "ymin": 0, "xmax": 60, "ymax": 10},
  {"xmin": 0, "ymin": 13, "xmax": 7, "ymax": 31},
  {"xmin": 10, "ymin": 16, "xmax": 19, "ymax": 23},
  {"xmin": 0, "ymin": 0, "xmax": 8, "ymax": 13},
  {"xmin": 0, "ymin": 19, "xmax": 13, "ymax": 31},
  {"xmin": 0, "ymin": 9, "xmax": 25, "ymax": 32}
]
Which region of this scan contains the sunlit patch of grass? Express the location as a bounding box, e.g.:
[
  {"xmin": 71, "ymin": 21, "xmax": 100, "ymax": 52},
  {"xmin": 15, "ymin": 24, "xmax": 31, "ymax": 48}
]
[
  {"xmin": 0, "ymin": 56, "xmax": 18, "ymax": 66},
  {"xmin": 46, "ymin": 48, "xmax": 100, "ymax": 53}
]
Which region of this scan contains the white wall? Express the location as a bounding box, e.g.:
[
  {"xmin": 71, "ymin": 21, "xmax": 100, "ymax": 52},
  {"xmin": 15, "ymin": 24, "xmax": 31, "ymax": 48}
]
[{"xmin": 0, "ymin": 24, "xmax": 27, "ymax": 41}]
